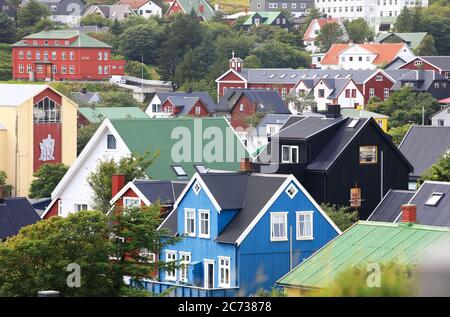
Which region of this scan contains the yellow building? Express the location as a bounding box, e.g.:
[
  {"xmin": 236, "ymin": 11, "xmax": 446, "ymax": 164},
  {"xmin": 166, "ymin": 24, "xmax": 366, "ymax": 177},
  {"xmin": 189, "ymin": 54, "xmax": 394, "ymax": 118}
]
[
  {"xmin": 342, "ymin": 108, "xmax": 389, "ymax": 132},
  {"xmin": 0, "ymin": 84, "xmax": 78, "ymax": 197}
]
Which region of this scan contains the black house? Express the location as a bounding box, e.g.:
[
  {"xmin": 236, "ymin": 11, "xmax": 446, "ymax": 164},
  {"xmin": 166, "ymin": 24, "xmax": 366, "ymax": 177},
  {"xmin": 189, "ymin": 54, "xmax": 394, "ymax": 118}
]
[{"xmin": 254, "ymin": 105, "xmax": 413, "ymax": 219}]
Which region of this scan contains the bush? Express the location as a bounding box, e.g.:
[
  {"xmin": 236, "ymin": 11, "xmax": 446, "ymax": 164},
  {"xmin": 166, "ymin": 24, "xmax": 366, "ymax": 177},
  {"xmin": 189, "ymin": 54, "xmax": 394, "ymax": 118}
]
[{"xmin": 321, "ymin": 203, "xmax": 358, "ymax": 231}]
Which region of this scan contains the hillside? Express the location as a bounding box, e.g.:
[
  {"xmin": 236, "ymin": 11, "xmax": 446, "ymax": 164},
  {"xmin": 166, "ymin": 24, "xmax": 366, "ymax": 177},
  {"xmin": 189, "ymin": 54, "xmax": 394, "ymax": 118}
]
[{"xmin": 211, "ymin": 0, "xmax": 249, "ymax": 14}]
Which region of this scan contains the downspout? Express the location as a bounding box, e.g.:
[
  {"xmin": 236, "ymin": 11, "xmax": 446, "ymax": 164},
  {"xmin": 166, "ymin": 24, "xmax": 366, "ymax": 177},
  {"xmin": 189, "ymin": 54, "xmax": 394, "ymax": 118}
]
[
  {"xmin": 380, "ymin": 150, "xmax": 384, "ymax": 200},
  {"xmin": 14, "ymin": 111, "xmax": 18, "ymax": 196}
]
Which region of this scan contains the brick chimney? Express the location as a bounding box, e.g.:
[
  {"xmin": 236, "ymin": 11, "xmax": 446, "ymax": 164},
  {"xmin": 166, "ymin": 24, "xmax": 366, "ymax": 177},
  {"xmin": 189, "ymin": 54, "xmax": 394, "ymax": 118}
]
[
  {"xmin": 240, "ymin": 158, "xmax": 253, "ymax": 172},
  {"xmin": 401, "ymin": 204, "xmax": 417, "ymax": 223},
  {"xmin": 112, "ymin": 174, "xmax": 125, "ymax": 198}
]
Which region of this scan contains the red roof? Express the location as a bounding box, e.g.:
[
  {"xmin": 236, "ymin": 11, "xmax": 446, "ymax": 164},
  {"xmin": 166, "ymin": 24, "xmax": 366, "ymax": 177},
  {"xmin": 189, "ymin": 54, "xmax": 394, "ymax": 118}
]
[
  {"xmin": 320, "ymin": 43, "xmax": 406, "ymax": 65},
  {"xmin": 303, "ymin": 18, "xmax": 339, "ymax": 41},
  {"xmin": 117, "ymin": 0, "xmax": 149, "ymax": 9},
  {"xmin": 439, "ymin": 97, "xmax": 450, "ymax": 104}
]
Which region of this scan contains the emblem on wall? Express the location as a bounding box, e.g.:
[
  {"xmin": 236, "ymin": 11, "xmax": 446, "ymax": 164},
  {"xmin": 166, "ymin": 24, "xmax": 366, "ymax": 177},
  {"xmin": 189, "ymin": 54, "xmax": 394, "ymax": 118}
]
[{"xmin": 39, "ymin": 134, "xmax": 55, "ymax": 161}]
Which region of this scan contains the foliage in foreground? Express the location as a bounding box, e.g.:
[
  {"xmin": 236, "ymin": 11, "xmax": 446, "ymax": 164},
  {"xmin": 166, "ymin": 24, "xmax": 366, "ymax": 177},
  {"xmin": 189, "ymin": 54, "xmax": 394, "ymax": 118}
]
[
  {"xmin": 321, "ymin": 203, "xmax": 358, "ymax": 231},
  {"xmin": 419, "ymin": 153, "xmax": 450, "ymax": 184},
  {"xmin": 253, "ymin": 287, "xmax": 286, "ymax": 297}
]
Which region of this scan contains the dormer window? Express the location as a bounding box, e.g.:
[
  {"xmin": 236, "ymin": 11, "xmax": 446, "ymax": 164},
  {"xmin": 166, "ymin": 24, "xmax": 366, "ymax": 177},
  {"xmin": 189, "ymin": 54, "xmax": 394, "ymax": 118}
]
[
  {"xmin": 282, "ymin": 145, "xmax": 299, "ymax": 163},
  {"xmin": 193, "ymin": 181, "xmax": 201, "ymax": 195},
  {"xmin": 107, "ymin": 134, "xmax": 116, "ymax": 149},
  {"xmin": 425, "ymin": 192, "xmax": 444, "ymax": 206},
  {"xmin": 285, "ymin": 183, "xmax": 298, "ymax": 199}
]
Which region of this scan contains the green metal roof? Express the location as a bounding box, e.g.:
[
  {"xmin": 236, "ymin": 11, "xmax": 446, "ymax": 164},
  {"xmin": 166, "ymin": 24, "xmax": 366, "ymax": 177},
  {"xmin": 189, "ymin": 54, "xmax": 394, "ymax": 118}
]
[
  {"xmin": 278, "ymin": 221, "xmax": 450, "ymax": 289},
  {"xmin": 341, "ymin": 109, "xmax": 389, "ymax": 119},
  {"xmin": 243, "ymin": 11, "xmax": 282, "ymax": 25},
  {"xmin": 12, "ymin": 30, "xmax": 111, "ymax": 48},
  {"xmin": 78, "ymin": 107, "xmax": 148, "ymax": 123},
  {"xmin": 375, "ymin": 32, "xmax": 427, "ymax": 49},
  {"xmin": 110, "ymin": 117, "xmax": 249, "ymax": 181},
  {"xmin": 175, "ymin": 0, "xmax": 215, "ymax": 21}
]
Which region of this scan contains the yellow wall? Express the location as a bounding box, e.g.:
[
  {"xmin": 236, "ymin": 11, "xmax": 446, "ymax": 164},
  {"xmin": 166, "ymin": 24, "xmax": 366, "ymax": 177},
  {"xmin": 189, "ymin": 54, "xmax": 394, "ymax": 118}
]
[
  {"xmin": 0, "ymin": 130, "xmax": 7, "ymax": 172},
  {"xmin": 375, "ymin": 118, "xmax": 388, "ymax": 132},
  {"xmin": 0, "ymin": 87, "xmax": 78, "ymax": 197}
]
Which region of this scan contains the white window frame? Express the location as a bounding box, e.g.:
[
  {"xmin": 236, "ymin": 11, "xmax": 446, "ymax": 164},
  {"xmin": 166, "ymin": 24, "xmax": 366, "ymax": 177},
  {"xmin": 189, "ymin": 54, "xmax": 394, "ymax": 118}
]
[
  {"xmin": 165, "ymin": 250, "xmax": 177, "ymax": 281},
  {"xmin": 285, "ymin": 183, "xmax": 298, "ymax": 199},
  {"xmin": 123, "ymin": 197, "xmax": 141, "ymax": 208},
  {"xmin": 369, "ymin": 88, "xmax": 375, "ymax": 98},
  {"xmin": 218, "ymin": 256, "xmax": 231, "ymax": 288},
  {"xmin": 195, "ymin": 106, "xmax": 201, "ymax": 115},
  {"xmin": 139, "ymin": 248, "xmax": 155, "ymax": 263},
  {"xmin": 296, "ymin": 211, "xmax": 314, "ymax": 240},
  {"xmin": 179, "ymin": 251, "xmax": 191, "ymax": 283},
  {"xmin": 193, "ymin": 181, "xmax": 201, "ymax": 195},
  {"xmin": 425, "ymin": 192, "xmax": 444, "ymax": 206},
  {"xmin": 270, "ymin": 212, "xmax": 288, "ymax": 241},
  {"xmin": 74, "ymin": 203, "xmax": 88, "ymax": 212},
  {"xmin": 69, "ymin": 51, "xmax": 75, "ymax": 60},
  {"xmin": 198, "ymin": 209, "xmax": 210, "ymax": 239},
  {"xmin": 184, "ymin": 208, "xmax": 196, "ymax": 237},
  {"xmin": 69, "ymin": 65, "xmax": 75, "ymax": 74},
  {"xmin": 58, "ymin": 200, "xmax": 63, "ymax": 216},
  {"xmin": 383, "ymin": 88, "xmax": 389, "ymax": 100},
  {"xmin": 239, "ymin": 104, "xmax": 244, "ymax": 112},
  {"xmin": 281, "ymin": 145, "xmax": 299, "ymax": 163}
]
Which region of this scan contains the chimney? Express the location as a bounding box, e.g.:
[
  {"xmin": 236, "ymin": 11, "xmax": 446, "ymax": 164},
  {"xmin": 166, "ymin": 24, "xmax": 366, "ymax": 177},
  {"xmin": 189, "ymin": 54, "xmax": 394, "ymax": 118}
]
[
  {"xmin": 81, "ymin": 87, "xmax": 87, "ymax": 94},
  {"xmin": 401, "ymin": 204, "xmax": 417, "ymax": 224},
  {"xmin": 325, "ymin": 104, "xmax": 341, "ymax": 118},
  {"xmin": 111, "ymin": 174, "xmax": 125, "ymax": 198},
  {"xmin": 311, "ymin": 105, "xmax": 318, "ymax": 113},
  {"xmin": 199, "ymin": 4, "xmax": 204, "ymax": 13},
  {"xmin": 240, "ymin": 158, "xmax": 253, "ymax": 172}
]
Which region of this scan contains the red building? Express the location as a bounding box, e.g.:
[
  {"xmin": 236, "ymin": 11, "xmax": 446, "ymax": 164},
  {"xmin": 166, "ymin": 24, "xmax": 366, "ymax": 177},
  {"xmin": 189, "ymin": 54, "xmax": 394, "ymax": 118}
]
[
  {"xmin": 160, "ymin": 96, "xmax": 211, "ymax": 117},
  {"xmin": 398, "ymin": 56, "xmax": 450, "ymax": 79},
  {"xmin": 11, "ymin": 30, "xmax": 125, "ymax": 81}
]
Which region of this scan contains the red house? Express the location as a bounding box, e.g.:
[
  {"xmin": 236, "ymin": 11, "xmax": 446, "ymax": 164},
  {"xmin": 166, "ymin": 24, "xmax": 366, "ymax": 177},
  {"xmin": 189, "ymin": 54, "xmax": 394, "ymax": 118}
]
[
  {"xmin": 159, "ymin": 96, "xmax": 212, "ymax": 117},
  {"xmin": 11, "ymin": 30, "xmax": 125, "ymax": 81},
  {"xmin": 398, "ymin": 56, "xmax": 450, "ymax": 79}
]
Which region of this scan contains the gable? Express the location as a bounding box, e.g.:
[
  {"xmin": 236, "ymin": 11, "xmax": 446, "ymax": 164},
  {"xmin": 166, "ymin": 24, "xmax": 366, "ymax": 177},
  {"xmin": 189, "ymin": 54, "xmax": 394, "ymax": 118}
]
[{"xmin": 216, "ymin": 69, "xmax": 247, "ymax": 83}]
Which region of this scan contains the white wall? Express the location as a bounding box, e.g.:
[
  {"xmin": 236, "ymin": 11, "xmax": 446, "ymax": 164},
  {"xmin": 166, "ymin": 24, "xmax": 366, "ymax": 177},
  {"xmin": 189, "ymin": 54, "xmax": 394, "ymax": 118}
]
[
  {"xmin": 313, "ymin": 80, "xmax": 334, "ymax": 111},
  {"xmin": 336, "ymin": 81, "xmax": 365, "ymax": 108},
  {"xmin": 431, "ymin": 108, "xmax": 450, "ymax": 127},
  {"xmin": 138, "ymin": 1, "xmax": 162, "ymax": 18}
]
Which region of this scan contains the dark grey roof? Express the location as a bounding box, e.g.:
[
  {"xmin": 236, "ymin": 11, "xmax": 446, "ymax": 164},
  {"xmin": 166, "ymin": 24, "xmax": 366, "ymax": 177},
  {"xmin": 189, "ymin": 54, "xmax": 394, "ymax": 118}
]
[
  {"xmin": 277, "ymin": 116, "xmax": 347, "ymax": 140},
  {"xmin": 159, "ymin": 172, "xmax": 289, "ymax": 243},
  {"xmin": 391, "ymin": 70, "xmax": 448, "ymax": 91},
  {"xmin": 133, "ymin": 180, "xmax": 187, "ymax": 205},
  {"xmin": 217, "ymin": 89, "xmax": 290, "ymax": 114},
  {"xmin": 326, "ymin": 79, "xmax": 351, "ymax": 99},
  {"xmin": 367, "ymin": 190, "xmax": 415, "ymax": 222},
  {"xmin": 399, "ymin": 126, "xmax": 450, "ymax": 178},
  {"xmin": 421, "ymin": 56, "xmax": 450, "ymax": 71},
  {"xmin": 256, "ymin": 114, "xmax": 291, "ymax": 132},
  {"xmin": 166, "ymin": 96, "xmax": 200, "ymax": 115},
  {"xmin": 156, "ymin": 92, "xmax": 217, "ymax": 113},
  {"xmin": 0, "ymin": 198, "xmax": 40, "ymax": 240},
  {"xmin": 383, "ymin": 56, "xmax": 408, "ymax": 70},
  {"xmin": 402, "ymin": 181, "xmax": 450, "ymax": 226},
  {"xmin": 41, "ymin": 0, "xmax": 87, "ymax": 16},
  {"xmin": 71, "ymin": 91, "xmax": 99, "ymax": 105}
]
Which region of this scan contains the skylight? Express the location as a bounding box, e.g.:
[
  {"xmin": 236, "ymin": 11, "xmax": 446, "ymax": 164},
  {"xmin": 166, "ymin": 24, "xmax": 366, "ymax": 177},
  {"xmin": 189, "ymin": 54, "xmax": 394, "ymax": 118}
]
[
  {"xmin": 290, "ymin": 74, "xmax": 297, "ymax": 78},
  {"xmin": 195, "ymin": 165, "xmax": 208, "ymax": 174},
  {"xmin": 425, "ymin": 192, "xmax": 444, "ymax": 206},
  {"xmin": 322, "ymin": 74, "xmax": 329, "ymax": 78},
  {"xmin": 280, "ymin": 74, "xmax": 286, "ymax": 78},
  {"xmin": 345, "ymin": 74, "xmax": 352, "ymax": 79},
  {"xmin": 262, "ymin": 72, "xmax": 267, "ymax": 76},
  {"xmin": 347, "ymin": 119, "xmax": 360, "ymax": 128},
  {"xmin": 334, "ymin": 74, "xmax": 340, "ymax": 78},
  {"xmin": 172, "ymin": 165, "xmax": 187, "ymax": 177},
  {"xmin": 269, "ymin": 74, "xmax": 276, "ymax": 78}
]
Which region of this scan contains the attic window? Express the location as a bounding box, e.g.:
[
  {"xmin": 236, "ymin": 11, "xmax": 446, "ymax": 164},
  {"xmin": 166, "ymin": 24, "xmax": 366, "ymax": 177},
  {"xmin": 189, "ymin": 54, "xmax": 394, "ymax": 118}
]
[
  {"xmin": 195, "ymin": 165, "xmax": 208, "ymax": 174},
  {"xmin": 425, "ymin": 192, "xmax": 444, "ymax": 206},
  {"xmin": 173, "ymin": 165, "xmax": 187, "ymax": 177},
  {"xmin": 347, "ymin": 118, "xmax": 360, "ymax": 128},
  {"xmin": 285, "ymin": 184, "xmax": 298, "ymax": 199},
  {"xmin": 193, "ymin": 181, "xmax": 201, "ymax": 195}
]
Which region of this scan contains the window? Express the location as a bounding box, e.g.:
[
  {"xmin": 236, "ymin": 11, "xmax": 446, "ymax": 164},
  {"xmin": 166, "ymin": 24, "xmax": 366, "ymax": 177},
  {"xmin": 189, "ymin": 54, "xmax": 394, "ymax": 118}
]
[
  {"xmin": 33, "ymin": 97, "xmax": 60, "ymax": 123},
  {"xmin": 104, "ymin": 52, "xmax": 108, "ymax": 60},
  {"xmin": 358, "ymin": 56, "xmax": 362, "ymax": 61},
  {"xmin": 282, "ymin": 88, "xmax": 287, "ymax": 99},
  {"xmin": 62, "ymin": 51, "xmax": 66, "ymax": 60},
  {"xmin": 27, "ymin": 65, "xmax": 32, "ymax": 73},
  {"xmin": 123, "ymin": 197, "xmax": 140, "ymax": 208},
  {"xmin": 195, "ymin": 106, "xmax": 201, "ymax": 115},
  {"xmin": 318, "ymin": 89, "xmax": 325, "ymax": 98},
  {"xmin": 69, "ymin": 51, "xmax": 74, "ymax": 60},
  {"xmin": 165, "ymin": 251, "xmax": 177, "ymax": 281},
  {"xmin": 64, "ymin": 40, "xmax": 69, "ymax": 46},
  {"xmin": 292, "ymin": 3, "xmax": 297, "ymax": 8},
  {"xmin": 18, "ymin": 64, "xmax": 24, "ymax": 73},
  {"xmin": 104, "ymin": 66, "xmax": 108, "ymax": 74},
  {"xmin": 19, "ymin": 51, "xmax": 24, "ymax": 59},
  {"xmin": 383, "ymin": 88, "xmax": 389, "ymax": 100},
  {"xmin": 98, "ymin": 52, "xmax": 102, "ymax": 60},
  {"xmin": 69, "ymin": 65, "xmax": 75, "ymax": 74},
  {"xmin": 52, "ymin": 65, "xmax": 57, "ymax": 74},
  {"xmin": 271, "ymin": 212, "xmax": 288, "ymax": 241},
  {"xmin": 445, "ymin": 72, "xmax": 449, "ymax": 79},
  {"xmin": 55, "ymin": 40, "xmax": 59, "ymax": 46},
  {"xmin": 438, "ymin": 119, "xmax": 444, "ymax": 126},
  {"xmin": 107, "ymin": 134, "xmax": 116, "ymax": 149},
  {"xmin": 173, "ymin": 165, "xmax": 187, "ymax": 177},
  {"xmin": 369, "ymin": 88, "xmax": 375, "ymax": 98},
  {"xmin": 414, "ymin": 60, "xmax": 422, "ymax": 66},
  {"xmin": 58, "ymin": 200, "xmax": 63, "ymax": 216},
  {"xmin": 425, "ymin": 192, "xmax": 444, "ymax": 206},
  {"xmin": 179, "ymin": 252, "xmax": 191, "ymax": 282},
  {"xmin": 44, "ymin": 51, "xmax": 48, "ymax": 60},
  {"xmin": 74, "ymin": 204, "xmax": 88, "ymax": 212},
  {"xmin": 285, "ymin": 183, "xmax": 298, "ymax": 199},
  {"xmin": 218, "ymin": 257, "xmax": 231, "ymax": 287},
  {"xmin": 51, "ymin": 5, "xmax": 56, "ymax": 11},
  {"xmin": 359, "ymin": 145, "xmax": 378, "ymax": 164},
  {"xmin": 33, "ymin": 40, "xmax": 37, "ymax": 45},
  {"xmin": 282, "ymin": 145, "xmax": 299, "ymax": 163},
  {"xmin": 36, "ymin": 65, "xmax": 43, "ymax": 74},
  {"xmin": 375, "ymin": 75, "xmax": 383, "ymax": 82},
  {"xmin": 184, "ymin": 208, "xmax": 196, "ymax": 237},
  {"xmin": 195, "ymin": 165, "xmax": 207, "ymax": 173},
  {"xmin": 61, "ymin": 65, "xmax": 67, "ymax": 74},
  {"xmin": 139, "ymin": 248, "xmax": 155, "ymax": 263},
  {"xmin": 36, "ymin": 51, "xmax": 40, "ymax": 60},
  {"xmin": 435, "ymin": 83, "xmax": 440, "ymax": 89},
  {"xmin": 254, "ymin": 18, "xmax": 260, "ymax": 25},
  {"xmin": 27, "ymin": 51, "xmax": 31, "ymax": 59},
  {"xmin": 193, "ymin": 181, "xmax": 201, "ymax": 195},
  {"xmin": 199, "ymin": 210, "xmax": 210, "ymax": 238},
  {"xmin": 52, "ymin": 51, "xmax": 56, "ymax": 60},
  {"xmin": 239, "ymin": 104, "xmax": 244, "ymax": 112},
  {"xmin": 296, "ymin": 211, "xmax": 313, "ymax": 240}
]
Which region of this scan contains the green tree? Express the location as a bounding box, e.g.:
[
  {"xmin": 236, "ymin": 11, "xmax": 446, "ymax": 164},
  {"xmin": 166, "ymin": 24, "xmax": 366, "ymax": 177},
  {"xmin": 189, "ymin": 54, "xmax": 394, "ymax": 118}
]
[
  {"xmin": 179, "ymin": 79, "xmax": 216, "ymax": 100},
  {"xmin": 345, "ymin": 18, "xmax": 374, "ymax": 43},
  {"xmin": 119, "ymin": 22, "xmax": 162, "ymax": 64},
  {"xmin": 414, "ymin": 35, "xmax": 437, "ymax": 56},
  {"xmin": 0, "ymin": 211, "xmax": 116, "ymax": 296},
  {"xmin": 299, "ymin": 7, "xmax": 321, "ymax": 38},
  {"xmin": 0, "ymin": 170, "xmax": 12, "ymax": 197},
  {"xmin": 419, "ymin": 153, "xmax": 450, "ymax": 184},
  {"xmin": 125, "ymin": 61, "xmax": 152, "ymax": 79},
  {"xmin": 0, "ymin": 13, "xmax": 17, "ymax": 43},
  {"xmin": 321, "ymin": 203, "xmax": 358, "ymax": 231},
  {"xmin": 387, "ymin": 124, "xmax": 411, "ymax": 146},
  {"xmin": 316, "ymin": 22, "xmax": 345, "ymax": 52},
  {"xmin": 77, "ymin": 122, "xmax": 100, "ymax": 155},
  {"xmin": 110, "ymin": 18, "xmax": 123, "ymax": 36},
  {"xmin": 17, "ymin": 0, "xmax": 49, "ymax": 28},
  {"xmin": 87, "ymin": 152, "xmax": 159, "ymax": 213},
  {"xmin": 98, "ymin": 90, "xmax": 142, "ymax": 108},
  {"xmin": 248, "ymin": 41, "xmax": 311, "ymax": 69},
  {"xmin": 244, "ymin": 112, "xmax": 265, "ymax": 127},
  {"xmin": 285, "ymin": 91, "xmax": 317, "ymax": 114},
  {"xmin": 81, "ymin": 13, "xmax": 110, "ymax": 27},
  {"xmin": 33, "ymin": 18, "xmax": 55, "ymax": 33},
  {"xmin": 394, "ymin": 7, "xmax": 414, "ymax": 32},
  {"xmin": 6, "ymin": 0, "xmax": 21, "ymax": 28},
  {"xmin": 28, "ymin": 163, "xmax": 69, "ymax": 198}
]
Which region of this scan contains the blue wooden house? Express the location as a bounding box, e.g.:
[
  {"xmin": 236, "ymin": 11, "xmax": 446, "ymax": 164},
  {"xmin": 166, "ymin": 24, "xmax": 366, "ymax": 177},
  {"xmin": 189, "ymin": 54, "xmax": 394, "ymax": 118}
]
[{"xmin": 143, "ymin": 171, "xmax": 341, "ymax": 296}]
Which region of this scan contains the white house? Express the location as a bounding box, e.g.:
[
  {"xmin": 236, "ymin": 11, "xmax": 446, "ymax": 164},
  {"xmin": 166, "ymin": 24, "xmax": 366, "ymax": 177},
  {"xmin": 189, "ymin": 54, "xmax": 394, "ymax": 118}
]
[
  {"xmin": 312, "ymin": 78, "xmax": 364, "ymax": 110},
  {"xmin": 116, "ymin": 0, "xmax": 162, "ymax": 18},
  {"xmin": 303, "ymin": 17, "xmax": 348, "ymax": 53},
  {"xmin": 431, "ymin": 106, "xmax": 450, "ymax": 127}
]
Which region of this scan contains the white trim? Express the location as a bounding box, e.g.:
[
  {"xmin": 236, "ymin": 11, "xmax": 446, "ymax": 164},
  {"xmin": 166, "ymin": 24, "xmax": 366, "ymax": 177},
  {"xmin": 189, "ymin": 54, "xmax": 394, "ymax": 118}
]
[
  {"xmin": 215, "ymin": 68, "xmax": 248, "ymax": 83},
  {"xmin": 165, "ymin": 250, "xmax": 177, "ymax": 281},
  {"xmin": 198, "ymin": 209, "xmax": 211, "ymax": 239},
  {"xmin": 184, "ymin": 208, "xmax": 196, "ymax": 237},
  {"xmin": 296, "ymin": 211, "xmax": 314, "ymax": 240},
  {"xmin": 235, "ymin": 175, "xmax": 341, "ymax": 246},
  {"xmin": 285, "ymin": 183, "xmax": 298, "ymax": 199},
  {"xmin": 109, "ymin": 181, "xmax": 151, "ymax": 206},
  {"xmin": 362, "ymin": 69, "xmax": 395, "ymax": 85},
  {"xmin": 398, "ymin": 124, "xmax": 414, "ymax": 149},
  {"xmin": 179, "ymin": 251, "xmax": 191, "ymax": 283},
  {"xmin": 123, "ymin": 196, "xmax": 141, "ymax": 208},
  {"xmin": 281, "ymin": 145, "xmax": 299, "ymax": 164},
  {"xmin": 204, "ymin": 259, "xmax": 215, "ymax": 289},
  {"xmin": 270, "ymin": 212, "xmax": 288, "ymax": 241},
  {"xmin": 193, "ymin": 180, "xmax": 201, "ymax": 195},
  {"xmin": 217, "ymin": 256, "xmax": 231, "ymax": 288}
]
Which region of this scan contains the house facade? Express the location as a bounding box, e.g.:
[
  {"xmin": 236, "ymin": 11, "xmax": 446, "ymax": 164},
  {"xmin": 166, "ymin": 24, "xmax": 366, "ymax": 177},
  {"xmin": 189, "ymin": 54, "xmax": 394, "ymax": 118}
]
[
  {"xmin": 431, "ymin": 107, "xmax": 450, "ymax": 127},
  {"xmin": 149, "ymin": 171, "xmax": 341, "ymax": 296},
  {"xmin": 254, "ymin": 106, "xmax": 413, "ymax": 219},
  {"xmin": 41, "ymin": 117, "xmax": 249, "ymax": 219},
  {"xmin": 42, "ymin": 0, "xmax": 87, "ymax": 26},
  {"xmin": 11, "ymin": 30, "xmax": 125, "ymax": 81},
  {"xmin": 116, "ymin": 0, "xmax": 162, "ymax": 18},
  {"xmin": 398, "ymin": 56, "xmax": 450, "ymax": 79},
  {"xmin": 0, "ymin": 84, "xmax": 78, "ymax": 196},
  {"xmin": 249, "ymin": 0, "xmax": 313, "ymax": 19},
  {"xmin": 83, "ymin": 4, "xmax": 137, "ymax": 20},
  {"xmin": 242, "ymin": 11, "xmax": 292, "ymax": 29},
  {"xmin": 165, "ymin": 0, "xmax": 215, "ymax": 21},
  {"xmin": 390, "ymin": 70, "xmax": 450, "ymax": 100},
  {"xmin": 302, "ymin": 18, "xmax": 348, "ymax": 53},
  {"xmin": 375, "ymin": 32, "xmax": 427, "ymax": 50}
]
